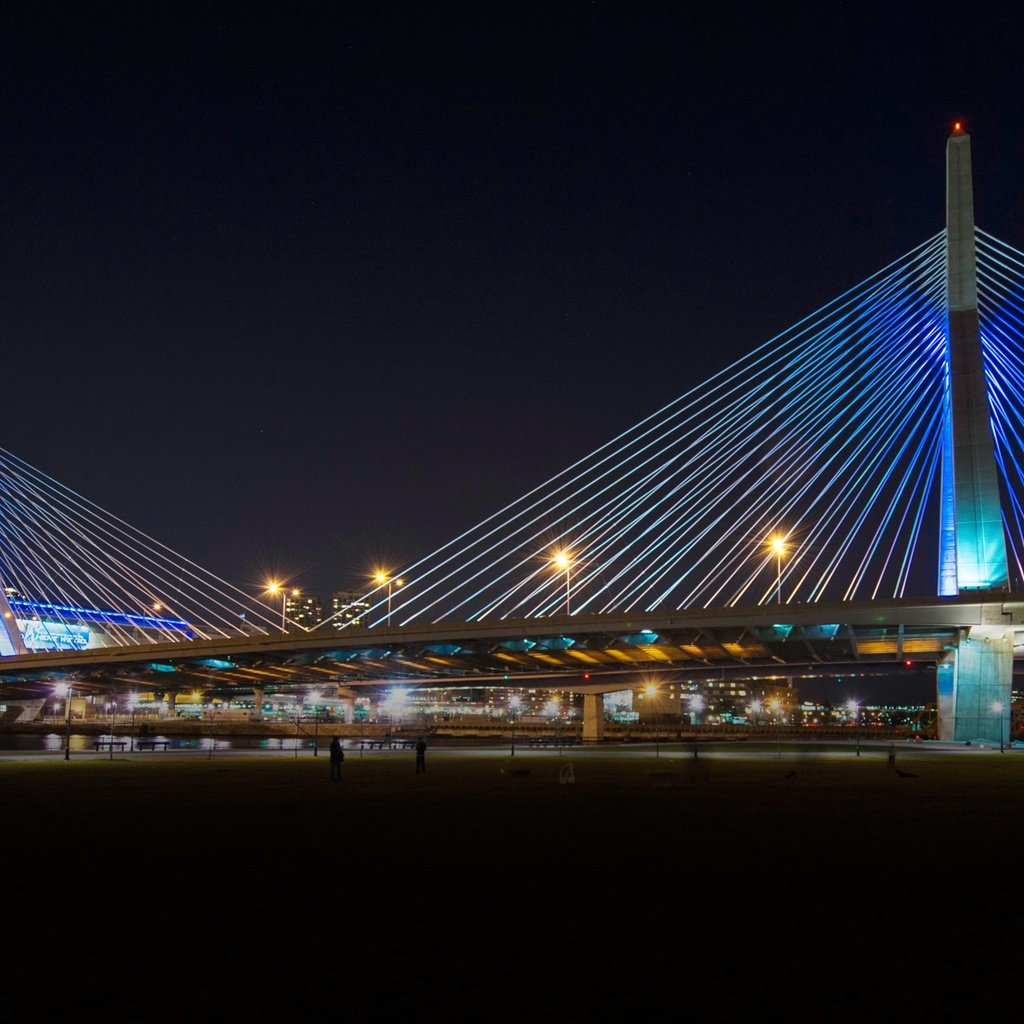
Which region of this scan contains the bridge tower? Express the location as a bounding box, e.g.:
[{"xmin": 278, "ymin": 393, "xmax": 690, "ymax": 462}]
[{"xmin": 937, "ymin": 124, "xmax": 1013, "ymax": 744}]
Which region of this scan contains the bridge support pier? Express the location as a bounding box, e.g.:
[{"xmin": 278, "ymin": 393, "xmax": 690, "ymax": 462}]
[
  {"xmin": 938, "ymin": 627, "xmax": 1012, "ymax": 745},
  {"xmin": 163, "ymin": 689, "xmax": 179, "ymax": 718},
  {"xmin": 582, "ymin": 693, "xmax": 604, "ymax": 743},
  {"xmin": 335, "ymin": 687, "xmax": 356, "ymax": 724},
  {"xmin": 251, "ymin": 686, "xmax": 264, "ymax": 721}
]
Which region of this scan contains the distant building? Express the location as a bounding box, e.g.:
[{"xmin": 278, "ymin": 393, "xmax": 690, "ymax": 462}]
[
  {"xmin": 285, "ymin": 592, "xmax": 323, "ymax": 628},
  {"xmin": 330, "ymin": 590, "xmax": 370, "ymax": 628},
  {"xmin": 634, "ymin": 677, "xmax": 800, "ymax": 724}
]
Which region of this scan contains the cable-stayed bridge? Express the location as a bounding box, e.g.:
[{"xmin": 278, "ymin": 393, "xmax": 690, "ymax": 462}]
[{"xmin": 1, "ymin": 125, "xmax": 1022, "ymax": 744}]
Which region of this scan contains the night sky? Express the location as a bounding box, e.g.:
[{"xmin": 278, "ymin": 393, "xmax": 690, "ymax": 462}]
[{"xmin": 2, "ymin": 1, "xmax": 1023, "ymax": 621}]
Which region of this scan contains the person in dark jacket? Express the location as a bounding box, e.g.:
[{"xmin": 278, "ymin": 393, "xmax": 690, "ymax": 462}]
[
  {"xmin": 415, "ymin": 737, "xmax": 426, "ymax": 773},
  {"xmin": 329, "ymin": 737, "xmax": 345, "ymax": 781}
]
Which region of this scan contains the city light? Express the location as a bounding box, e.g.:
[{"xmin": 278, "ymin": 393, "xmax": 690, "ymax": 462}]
[
  {"xmin": 847, "ymin": 699, "xmax": 861, "ymax": 756},
  {"xmin": 550, "ymin": 549, "xmax": 574, "ymax": 614},
  {"xmin": 372, "ymin": 571, "xmax": 405, "ymax": 626},
  {"xmin": 992, "ymin": 700, "xmax": 1005, "ymax": 752},
  {"xmin": 55, "ymin": 681, "xmax": 72, "ymax": 760},
  {"xmin": 264, "ymin": 580, "xmax": 290, "ymax": 632},
  {"xmin": 768, "ymin": 534, "xmax": 788, "ymax": 605}
]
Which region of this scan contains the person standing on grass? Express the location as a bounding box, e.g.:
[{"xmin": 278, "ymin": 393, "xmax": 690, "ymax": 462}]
[
  {"xmin": 329, "ymin": 737, "xmax": 345, "ymax": 781},
  {"xmin": 415, "ymin": 737, "xmax": 426, "ymax": 773}
]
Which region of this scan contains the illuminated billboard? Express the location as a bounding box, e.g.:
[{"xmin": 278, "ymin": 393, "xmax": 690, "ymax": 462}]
[{"xmin": 18, "ymin": 619, "xmax": 92, "ymax": 651}]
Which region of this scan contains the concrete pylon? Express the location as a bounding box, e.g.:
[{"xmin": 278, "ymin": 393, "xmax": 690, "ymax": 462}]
[
  {"xmin": 335, "ymin": 686, "xmax": 357, "ymax": 724},
  {"xmin": 942, "ymin": 125, "xmax": 1008, "ymax": 592},
  {"xmin": 582, "ymin": 693, "xmax": 604, "ymax": 742},
  {"xmin": 936, "ymin": 126, "xmax": 1013, "ymax": 745},
  {"xmin": 938, "ymin": 626, "xmax": 1013, "ymax": 744}
]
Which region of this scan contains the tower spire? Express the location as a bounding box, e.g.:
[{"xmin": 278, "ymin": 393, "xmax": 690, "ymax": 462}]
[{"xmin": 941, "ymin": 123, "xmax": 1008, "ymax": 591}]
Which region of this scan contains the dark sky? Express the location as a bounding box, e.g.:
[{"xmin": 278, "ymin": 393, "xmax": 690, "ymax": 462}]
[{"xmin": 2, "ymin": 1, "xmax": 1023, "ymax": 605}]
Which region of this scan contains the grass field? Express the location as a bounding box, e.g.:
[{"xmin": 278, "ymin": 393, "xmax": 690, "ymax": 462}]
[{"xmin": 4, "ymin": 744, "xmax": 1020, "ymax": 1021}]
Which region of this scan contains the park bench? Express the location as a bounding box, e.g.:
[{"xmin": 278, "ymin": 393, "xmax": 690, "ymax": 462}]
[
  {"xmin": 93, "ymin": 740, "xmax": 128, "ymax": 751},
  {"xmin": 135, "ymin": 739, "xmax": 170, "ymax": 751}
]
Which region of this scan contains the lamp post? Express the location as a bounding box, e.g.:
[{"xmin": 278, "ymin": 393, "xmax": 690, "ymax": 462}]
[
  {"xmin": 107, "ymin": 699, "xmax": 116, "ymax": 760},
  {"xmin": 128, "ymin": 692, "xmax": 138, "ymax": 751},
  {"xmin": 509, "ymin": 694, "xmax": 521, "ymax": 756},
  {"xmin": 551, "ymin": 551, "xmax": 573, "ymax": 615},
  {"xmin": 265, "ymin": 581, "xmax": 287, "ymax": 632},
  {"xmin": 769, "ymin": 535, "xmax": 787, "ymax": 605},
  {"xmin": 847, "ymin": 699, "xmax": 860, "ymax": 757},
  {"xmin": 57, "ymin": 682, "xmax": 72, "ymax": 761},
  {"xmin": 644, "ymin": 683, "xmax": 660, "ymax": 757},
  {"xmin": 689, "ymin": 693, "xmax": 706, "ymax": 758},
  {"xmin": 992, "ymin": 700, "xmax": 1005, "ymax": 753},
  {"xmin": 768, "ymin": 698, "xmax": 782, "ymax": 759},
  {"xmin": 373, "ymin": 571, "xmax": 405, "ymax": 626},
  {"xmin": 310, "ymin": 691, "xmax": 321, "ymax": 757}
]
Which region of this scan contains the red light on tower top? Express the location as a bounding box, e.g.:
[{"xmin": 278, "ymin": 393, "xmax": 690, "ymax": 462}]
[{"xmin": 953, "ymin": 121, "xmax": 962, "ymax": 132}]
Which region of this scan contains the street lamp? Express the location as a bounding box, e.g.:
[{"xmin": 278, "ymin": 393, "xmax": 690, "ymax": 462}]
[
  {"xmin": 992, "ymin": 700, "xmax": 1005, "ymax": 753},
  {"xmin": 689, "ymin": 693, "xmax": 706, "ymax": 758},
  {"xmin": 644, "ymin": 683, "xmax": 660, "ymax": 757},
  {"xmin": 310, "ymin": 691, "xmax": 322, "ymax": 757},
  {"xmin": 509, "ymin": 694, "xmax": 522, "ymax": 756},
  {"xmin": 768, "ymin": 535, "xmax": 787, "ymax": 605},
  {"xmin": 265, "ymin": 581, "xmax": 288, "ymax": 632},
  {"xmin": 128, "ymin": 692, "xmax": 138, "ymax": 751},
  {"xmin": 748, "ymin": 699, "xmax": 763, "ymax": 727},
  {"xmin": 768, "ymin": 698, "xmax": 782, "ymax": 759},
  {"xmin": 383, "ymin": 687, "xmax": 407, "ymax": 744},
  {"xmin": 107, "ymin": 699, "xmax": 116, "ymax": 760},
  {"xmin": 846, "ymin": 699, "xmax": 860, "ymax": 757},
  {"xmin": 373, "ymin": 571, "xmax": 405, "ymax": 626},
  {"xmin": 56, "ymin": 682, "xmax": 72, "ymax": 761},
  {"xmin": 551, "ymin": 550, "xmax": 573, "ymax": 615}
]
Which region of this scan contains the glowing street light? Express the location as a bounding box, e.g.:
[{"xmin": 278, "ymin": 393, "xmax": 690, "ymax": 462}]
[
  {"xmin": 383, "ymin": 687, "xmax": 408, "ymax": 743},
  {"xmin": 768, "ymin": 697, "xmax": 783, "ymax": 759},
  {"xmin": 55, "ymin": 682, "xmax": 72, "ymax": 761},
  {"xmin": 689, "ymin": 693, "xmax": 706, "ymax": 758},
  {"xmin": 768, "ymin": 535, "xmax": 788, "ymax": 605},
  {"xmin": 846, "ymin": 698, "xmax": 860, "ymax": 757},
  {"xmin": 509, "ymin": 694, "xmax": 522, "ymax": 757},
  {"xmin": 128, "ymin": 692, "xmax": 139, "ymax": 751},
  {"xmin": 310, "ymin": 690, "xmax": 322, "ymax": 757},
  {"xmin": 265, "ymin": 581, "xmax": 288, "ymax": 632},
  {"xmin": 992, "ymin": 700, "xmax": 1005, "ymax": 753},
  {"xmin": 107, "ymin": 699, "xmax": 117, "ymax": 761},
  {"xmin": 643, "ymin": 682, "xmax": 660, "ymax": 757},
  {"xmin": 551, "ymin": 550, "xmax": 573, "ymax": 615},
  {"xmin": 373, "ymin": 571, "xmax": 405, "ymax": 626}
]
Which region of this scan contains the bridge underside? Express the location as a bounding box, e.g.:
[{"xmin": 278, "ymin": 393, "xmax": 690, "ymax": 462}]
[{"xmin": 0, "ymin": 596, "xmax": 1019, "ymax": 724}]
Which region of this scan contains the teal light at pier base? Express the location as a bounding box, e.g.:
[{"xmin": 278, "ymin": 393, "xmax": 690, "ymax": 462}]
[{"xmin": 938, "ymin": 628, "xmax": 1012, "ymax": 744}]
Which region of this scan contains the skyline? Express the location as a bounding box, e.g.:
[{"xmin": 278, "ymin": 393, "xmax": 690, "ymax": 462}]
[{"xmin": 2, "ymin": 3, "xmax": 1022, "ymax": 614}]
